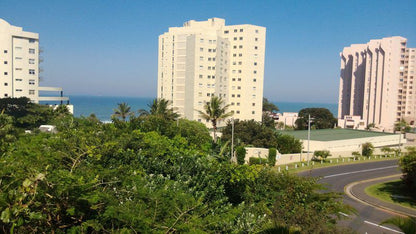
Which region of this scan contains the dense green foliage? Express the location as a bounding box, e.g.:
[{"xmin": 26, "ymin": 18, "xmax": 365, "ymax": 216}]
[
  {"xmin": 0, "ymin": 100, "xmax": 353, "ymax": 233},
  {"xmin": 295, "ymin": 108, "xmax": 337, "ymax": 130},
  {"xmin": 198, "ymin": 96, "xmax": 233, "ymax": 141},
  {"xmin": 275, "ymin": 134, "xmax": 302, "ymax": 154},
  {"xmin": 361, "ymin": 142, "xmax": 374, "ymax": 157},
  {"xmin": 222, "ymin": 119, "xmax": 278, "ymax": 148},
  {"xmin": 399, "ymin": 147, "xmax": 416, "ymax": 198},
  {"xmin": 268, "ymin": 148, "xmax": 277, "ymax": 166},
  {"xmin": 313, "ymin": 150, "xmax": 331, "ymax": 161},
  {"xmin": 249, "ymin": 157, "xmax": 268, "ymax": 165},
  {"xmin": 394, "ymin": 120, "xmax": 412, "ymax": 133},
  {"xmin": 236, "ymin": 146, "xmax": 246, "ymax": 165}
]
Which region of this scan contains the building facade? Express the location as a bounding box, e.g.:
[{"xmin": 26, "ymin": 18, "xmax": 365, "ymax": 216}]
[
  {"xmin": 0, "ymin": 18, "xmax": 69, "ymax": 105},
  {"xmin": 338, "ymin": 36, "xmax": 416, "ymax": 132},
  {"xmin": 158, "ymin": 18, "xmax": 265, "ymax": 126}
]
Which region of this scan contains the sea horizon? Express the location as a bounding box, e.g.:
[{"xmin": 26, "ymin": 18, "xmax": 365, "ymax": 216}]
[{"xmin": 62, "ymin": 95, "xmax": 338, "ymax": 121}]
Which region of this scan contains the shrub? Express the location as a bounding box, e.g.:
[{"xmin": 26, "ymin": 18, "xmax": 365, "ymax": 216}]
[
  {"xmin": 362, "ymin": 143, "xmax": 374, "ymax": 157},
  {"xmin": 236, "ymin": 146, "xmax": 246, "ymax": 165},
  {"xmin": 313, "ymin": 150, "xmax": 330, "ymax": 161},
  {"xmin": 352, "ymin": 151, "xmax": 361, "ymax": 159},
  {"xmin": 268, "ymin": 148, "xmax": 277, "ymax": 166},
  {"xmin": 249, "ymin": 157, "xmax": 268, "ymax": 165}
]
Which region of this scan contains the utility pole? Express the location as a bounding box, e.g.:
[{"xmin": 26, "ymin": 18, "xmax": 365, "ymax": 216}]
[{"xmin": 307, "ymin": 114, "xmax": 311, "ymax": 165}]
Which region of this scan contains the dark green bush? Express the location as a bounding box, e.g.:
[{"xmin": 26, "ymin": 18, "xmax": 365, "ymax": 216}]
[
  {"xmin": 236, "ymin": 146, "xmax": 246, "ymax": 165},
  {"xmin": 268, "ymin": 148, "xmax": 277, "ymax": 166},
  {"xmin": 249, "ymin": 157, "xmax": 268, "ymax": 165}
]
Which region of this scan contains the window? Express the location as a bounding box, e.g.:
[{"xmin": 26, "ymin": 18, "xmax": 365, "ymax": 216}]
[
  {"xmin": 29, "ymin": 38, "xmax": 36, "ymax": 43},
  {"xmin": 234, "ymin": 37, "xmax": 237, "ymax": 41},
  {"xmin": 237, "ymin": 103, "xmax": 240, "ymax": 106},
  {"xmin": 29, "ymin": 69, "xmax": 35, "ymax": 74},
  {"xmin": 255, "ymin": 29, "xmax": 259, "ymax": 33},
  {"xmin": 4, "ymin": 72, "xmax": 7, "ymax": 75},
  {"xmin": 15, "ymin": 68, "xmax": 22, "ymax": 71},
  {"xmin": 3, "ymin": 61, "xmax": 7, "ymax": 64},
  {"xmin": 255, "ymin": 38, "xmax": 258, "ymax": 41},
  {"xmin": 237, "ymin": 86, "xmax": 241, "ymax": 90},
  {"xmin": 232, "ymin": 94, "xmax": 235, "ymax": 97},
  {"xmin": 224, "ymin": 30, "xmax": 229, "ymax": 34},
  {"xmin": 237, "ymin": 94, "xmax": 241, "ymax": 97},
  {"xmin": 254, "ymin": 70, "xmax": 257, "ymax": 74},
  {"xmin": 232, "ymin": 78, "xmax": 236, "ymax": 81},
  {"xmin": 15, "ymin": 57, "xmax": 22, "ymax": 60},
  {"xmin": 238, "ymin": 53, "xmax": 242, "ymax": 57},
  {"xmin": 239, "ymin": 37, "xmax": 243, "ymax": 40},
  {"xmin": 239, "ymin": 45, "xmax": 243, "ymax": 49},
  {"xmin": 15, "ymin": 46, "xmax": 22, "ymax": 50},
  {"xmin": 200, "ymin": 56, "xmax": 204, "ymax": 61},
  {"xmin": 29, "ymin": 90, "xmax": 35, "ymax": 95},
  {"xmin": 200, "ymin": 38, "xmax": 204, "ymax": 43},
  {"xmin": 252, "ymin": 103, "xmax": 255, "ymax": 106},
  {"xmin": 238, "ymin": 78, "xmax": 241, "ymax": 81},
  {"xmin": 29, "ymin": 58, "xmax": 36, "ymax": 64},
  {"xmin": 236, "ymin": 111, "xmax": 240, "ymax": 114},
  {"xmin": 253, "ymin": 78, "xmax": 257, "ymax": 82},
  {"xmin": 238, "ymin": 61, "xmax": 242, "ymax": 65},
  {"xmin": 4, "ymin": 94, "xmax": 8, "ymax": 97},
  {"xmin": 29, "ymin": 49, "xmax": 35, "ymax": 54},
  {"xmin": 255, "ymin": 46, "xmax": 258, "ymax": 50},
  {"xmin": 200, "ymin": 48, "xmax": 203, "ymax": 52},
  {"xmin": 240, "ymin": 29, "xmax": 243, "ymax": 32},
  {"xmin": 252, "ymin": 111, "xmax": 255, "ymax": 114},
  {"xmin": 4, "ymin": 83, "xmax": 7, "ymax": 86},
  {"xmin": 16, "ymin": 89, "xmax": 22, "ymax": 92},
  {"xmin": 254, "ymin": 62, "xmax": 257, "ymax": 66},
  {"xmin": 15, "ymin": 79, "xmax": 22, "ymax": 81},
  {"xmin": 234, "ymin": 29, "xmax": 237, "ymax": 32},
  {"xmin": 29, "ymin": 79, "xmax": 35, "ymax": 85},
  {"xmin": 199, "ymin": 74, "xmax": 203, "ymax": 78},
  {"xmin": 4, "ymin": 50, "xmax": 7, "ymax": 53}
]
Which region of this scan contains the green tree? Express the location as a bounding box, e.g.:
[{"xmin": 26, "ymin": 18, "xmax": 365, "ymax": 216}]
[
  {"xmin": 295, "ymin": 108, "xmax": 336, "ymax": 130},
  {"xmin": 262, "ymin": 97, "xmax": 279, "ymax": 113},
  {"xmin": 112, "ymin": 102, "xmax": 133, "ymax": 121},
  {"xmin": 262, "ymin": 112, "xmax": 276, "ymax": 129},
  {"xmin": 381, "ymin": 216, "xmax": 416, "ymax": 234},
  {"xmin": 139, "ymin": 98, "xmax": 179, "ymax": 120},
  {"xmin": 395, "ymin": 119, "xmax": 412, "ymax": 133},
  {"xmin": 361, "ymin": 142, "xmax": 374, "ymax": 157},
  {"xmin": 198, "ymin": 96, "xmax": 233, "ymax": 141},
  {"xmin": 276, "ymin": 134, "xmax": 302, "ymax": 154},
  {"xmin": 221, "ymin": 119, "xmax": 278, "ymax": 148},
  {"xmin": 268, "ymin": 148, "xmax": 277, "ymax": 166},
  {"xmin": 399, "ymin": 148, "xmax": 416, "ymax": 197},
  {"xmin": 236, "ymin": 146, "xmax": 246, "ymax": 165}
]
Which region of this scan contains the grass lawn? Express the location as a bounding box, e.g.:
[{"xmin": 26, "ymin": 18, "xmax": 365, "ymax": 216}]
[{"xmin": 365, "ymin": 180, "xmax": 416, "ymax": 210}]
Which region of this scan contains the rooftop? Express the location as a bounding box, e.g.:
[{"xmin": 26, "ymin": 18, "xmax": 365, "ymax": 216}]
[{"xmin": 280, "ymin": 128, "xmax": 397, "ymax": 141}]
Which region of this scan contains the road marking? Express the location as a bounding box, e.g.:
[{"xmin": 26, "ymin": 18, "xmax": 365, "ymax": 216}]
[
  {"xmin": 338, "ymin": 212, "xmax": 349, "ymax": 217},
  {"xmin": 323, "ymin": 165, "xmax": 398, "ymax": 178},
  {"xmin": 363, "ymin": 220, "xmax": 404, "ymax": 233}
]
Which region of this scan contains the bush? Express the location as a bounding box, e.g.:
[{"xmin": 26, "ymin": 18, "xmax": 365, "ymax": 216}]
[
  {"xmin": 268, "ymin": 148, "xmax": 277, "ymax": 166},
  {"xmin": 276, "ymin": 134, "xmax": 302, "ymax": 154},
  {"xmin": 362, "ymin": 143, "xmax": 374, "ymax": 157},
  {"xmin": 352, "ymin": 151, "xmax": 361, "ymax": 159},
  {"xmin": 313, "ymin": 150, "xmax": 330, "ymax": 161},
  {"xmin": 236, "ymin": 146, "xmax": 246, "ymax": 165},
  {"xmin": 249, "ymin": 157, "xmax": 268, "ymax": 165}
]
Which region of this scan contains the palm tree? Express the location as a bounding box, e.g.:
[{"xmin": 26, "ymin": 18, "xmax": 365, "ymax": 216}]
[
  {"xmin": 198, "ymin": 96, "xmax": 233, "ymax": 141},
  {"xmin": 112, "ymin": 102, "xmax": 133, "ymax": 121},
  {"xmin": 381, "ymin": 216, "xmax": 416, "ymax": 234},
  {"xmin": 138, "ymin": 98, "xmax": 178, "ymax": 120}
]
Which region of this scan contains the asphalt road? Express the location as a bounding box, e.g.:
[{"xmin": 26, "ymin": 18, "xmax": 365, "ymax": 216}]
[{"xmin": 299, "ymin": 159, "xmax": 405, "ymax": 234}]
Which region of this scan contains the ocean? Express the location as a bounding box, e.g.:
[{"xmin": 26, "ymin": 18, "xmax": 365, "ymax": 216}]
[{"xmin": 65, "ymin": 95, "xmax": 338, "ymax": 121}]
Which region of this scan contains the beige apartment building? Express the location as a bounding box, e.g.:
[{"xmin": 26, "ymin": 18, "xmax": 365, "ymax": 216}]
[
  {"xmin": 158, "ymin": 18, "xmax": 266, "ymax": 126},
  {"xmin": 338, "ymin": 36, "xmax": 416, "ymax": 132},
  {"xmin": 0, "ymin": 18, "xmax": 70, "ymax": 107}
]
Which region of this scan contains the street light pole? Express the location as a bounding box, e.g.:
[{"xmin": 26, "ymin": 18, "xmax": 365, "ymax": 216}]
[{"xmin": 307, "ymin": 114, "xmax": 311, "ymax": 165}]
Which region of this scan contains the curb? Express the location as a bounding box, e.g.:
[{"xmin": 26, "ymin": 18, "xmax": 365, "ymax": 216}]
[{"xmin": 344, "ymin": 174, "xmax": 416, "ymax": 218}]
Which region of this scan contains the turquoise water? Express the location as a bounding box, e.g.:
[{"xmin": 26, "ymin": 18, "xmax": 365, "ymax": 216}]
[{"xmin": 66, "ymin": 95, "xmax": 338, "ymax": 121}]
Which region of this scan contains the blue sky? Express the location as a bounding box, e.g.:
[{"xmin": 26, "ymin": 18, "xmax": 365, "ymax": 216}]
[{"xmin": 1, "ymin": 0, "xmax": 415, "ymax": 103}]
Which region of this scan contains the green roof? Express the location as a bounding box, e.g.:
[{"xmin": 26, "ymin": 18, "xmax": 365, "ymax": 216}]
[{"xmin": 279, "ymin": 128, "xmax": 397, "ymax": 141}]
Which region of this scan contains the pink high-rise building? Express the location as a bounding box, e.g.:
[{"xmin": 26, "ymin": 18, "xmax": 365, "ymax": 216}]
[{"xmin": 338, "ymin": 36, "xmax": 416, "ymax": 132}]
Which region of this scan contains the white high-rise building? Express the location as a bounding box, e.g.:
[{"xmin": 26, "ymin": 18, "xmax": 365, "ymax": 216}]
[
  {"xmin": 0, "ymin": 18, "xmax": 69, "ymax": 106},
  {"xmin": 338, "ymin": 36, "xmax": 416, "ymax": 132},
  {"xmin": 158, "ymin": 18, "xmax": 266, "ymax": 126}
]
